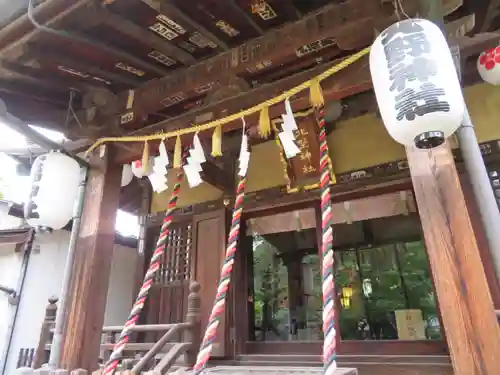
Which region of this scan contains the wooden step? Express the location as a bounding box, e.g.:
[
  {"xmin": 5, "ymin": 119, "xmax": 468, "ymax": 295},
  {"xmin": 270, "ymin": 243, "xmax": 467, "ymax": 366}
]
[{"xmin": 213, "ymin": 354, "xmax": 452, "ymax": 367}]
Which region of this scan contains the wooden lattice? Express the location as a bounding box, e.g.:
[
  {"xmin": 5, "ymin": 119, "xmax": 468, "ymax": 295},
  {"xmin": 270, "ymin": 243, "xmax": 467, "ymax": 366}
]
[{"xmin": 154, "ymin": 222, "xmax": 192, "ymax": 285}]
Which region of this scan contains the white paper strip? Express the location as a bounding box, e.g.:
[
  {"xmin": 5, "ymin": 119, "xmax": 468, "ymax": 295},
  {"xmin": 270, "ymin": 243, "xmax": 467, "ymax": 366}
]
[
  {"xmin": 281, "ymin": 113, "xmax": 298, "ymax": 133},
  {"xmin": 278, "ymin": 131, "xmax": 300, "ymax": 159},
  {"xmin": 158, "ymin": 140, "xmax": 170, "ymax": 167},
  {"xmin": 191, "ymin": 133, "xmax": 206, "ymax": 164},
  {"xmin": 183, "ymin": 163, "xmax": 203, "ymax": 188}
]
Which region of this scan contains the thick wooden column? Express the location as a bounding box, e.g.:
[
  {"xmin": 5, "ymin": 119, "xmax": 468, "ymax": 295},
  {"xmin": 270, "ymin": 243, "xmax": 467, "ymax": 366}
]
[
  {"xmin": 61, "ymin": 145, "xmax": 121, "ymax": 371},
  {"xmin": 406, "ymin": 144, "xmax": 500, "ymax": 375}
]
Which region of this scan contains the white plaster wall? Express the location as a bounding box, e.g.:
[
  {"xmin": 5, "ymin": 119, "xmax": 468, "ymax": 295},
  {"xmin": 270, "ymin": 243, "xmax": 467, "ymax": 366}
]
[{"xmin": 0, "ymin": 230, "xmax": 137, "ymax": 374}]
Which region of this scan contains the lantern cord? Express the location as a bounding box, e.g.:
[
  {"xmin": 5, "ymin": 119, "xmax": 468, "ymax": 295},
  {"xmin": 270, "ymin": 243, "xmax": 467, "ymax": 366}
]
[
  {"xmin": 192, "ymin": 175, "xmax": 247, "ymax": 375},
  {"xmin": 315, "ymin": 105, "xmax": 337, "ymax": 375},
  {"xmin": 84, "ymin": 47, "xmax": 370, "ymax": 155},
  {"xmin": 102, "ymin": 166, "xmax": 185, "ymax": 375}
]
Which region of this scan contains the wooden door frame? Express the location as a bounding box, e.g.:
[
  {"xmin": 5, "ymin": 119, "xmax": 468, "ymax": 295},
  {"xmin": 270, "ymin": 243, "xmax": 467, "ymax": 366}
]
[
  {"xmin": 232, "ymin": 182, "xmax": 450, "ymax": 357},
  {"xmin": 192, "ymin": 208, "xmax": 232, "ymax": 358}
]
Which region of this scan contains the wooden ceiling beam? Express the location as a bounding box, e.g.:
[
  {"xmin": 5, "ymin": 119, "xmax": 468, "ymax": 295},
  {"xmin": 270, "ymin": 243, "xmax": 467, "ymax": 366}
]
[
  {"xmin": 102, "ymin": 0, "xmax": 402, "ymax": 129},
  {"xmin": 142, "ymin": 0, "xmax": 230, "ymax": 51},
  {"xmin": 96, "ymin": 7, "xmax": 196, "ymax": 65},
  {"xmin": 24, "ymin": 44, "xmax": 143, "ymax": 88},
  {"xmin": 64, "ymin": 29, "xmax": 170, "ymax": 77},
  {"xmin": 226, "ymin": 0, "xmax": 265, "ymax": 35},
  {"xmin": 0, "ymin": 0, "xmax": 92, "ymax": 55},
  {"xmin": 0, "ymin": 60, "xmax": 100, "ymax": 92},
  {"xmin": 109, "ymin": 29, "xmax": 500, "ymax": 164}
]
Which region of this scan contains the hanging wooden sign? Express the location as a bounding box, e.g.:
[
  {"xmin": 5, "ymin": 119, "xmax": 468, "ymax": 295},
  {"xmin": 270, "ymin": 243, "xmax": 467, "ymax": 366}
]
[{"xmin": 274, "ymin": 109, "xmax": 332, "ymax": 192}]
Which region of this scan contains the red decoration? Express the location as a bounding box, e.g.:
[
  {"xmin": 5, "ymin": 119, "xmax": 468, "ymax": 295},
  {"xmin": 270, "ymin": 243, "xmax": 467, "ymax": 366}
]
[{"xmin": 479, "ymin": 47, "xmax": 500, "ymax": 70}]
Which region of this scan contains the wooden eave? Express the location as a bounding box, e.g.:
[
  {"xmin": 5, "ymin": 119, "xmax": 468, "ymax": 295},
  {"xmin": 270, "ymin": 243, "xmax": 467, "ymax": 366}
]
[{"xmin": 1, "ymin": 0, "xmax": 500, "ymax": 165}]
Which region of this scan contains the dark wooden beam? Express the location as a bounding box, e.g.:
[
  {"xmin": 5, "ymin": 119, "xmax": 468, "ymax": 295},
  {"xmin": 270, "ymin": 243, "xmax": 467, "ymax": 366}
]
[
  {"xmin": 109, "ymin": 53, "xmax": 369, "ymax": 163},
  {"xmin": 157, "ymin": 0, "xmax": 230, "ymax": 51},
  {"xmin": 226, "ymin": 0, "xmax": 265, "ymax": 35},
  {"xmin": 96, "ymin": 7, "xmax": 196, "ymax": 65},
  {"xmin": 0, "ymin": 81, "xmax": 68, "ymax": 107},
  {"xmin": 24, "ymin": 44, "xmax": 143, "ymax": 88},
  {"xmin": 0, "ymin": 60, "xmax": 105, "ymax": 92},
  {"xmin": 0, "ymin": 1, "xmax": 94, "ymax": 58},
  {"xmin": 65, "ymin": 29, "xmax": 170, "ymax": 77},
  {"xmin": 106, "ymin": 0, "xmax": 399, "ymax": 127},
  {"xmin": 108, "ymin": 28, "xmax": 497, "ymax": 163},
  {"xmin": 61, "ymin": 145, "xmax": 121, "ymax": 371},
  {"xmin": 200, "ymin": 160, "xmax": 235, "ymax": 192}
]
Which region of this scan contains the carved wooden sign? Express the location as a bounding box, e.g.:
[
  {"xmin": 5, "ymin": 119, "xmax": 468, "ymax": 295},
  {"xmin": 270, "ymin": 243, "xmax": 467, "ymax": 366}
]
[{"xmin": 276, "ymin": 112, "xmax": 322, "ymax": 190}]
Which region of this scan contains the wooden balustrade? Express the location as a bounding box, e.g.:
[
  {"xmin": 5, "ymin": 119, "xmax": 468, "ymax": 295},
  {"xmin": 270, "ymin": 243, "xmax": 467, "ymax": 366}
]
[
  {"xmin": 32, "ymin": 282, "xmax": 201, "ymax": 374},
  {"xmin": 33, "ymin": 297, "xmax": 58, "ymax": 369}
]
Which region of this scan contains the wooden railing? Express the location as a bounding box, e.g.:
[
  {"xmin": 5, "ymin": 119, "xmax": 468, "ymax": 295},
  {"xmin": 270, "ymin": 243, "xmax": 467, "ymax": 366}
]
[{"xmin": 30, "ymin": 282, "xmax": 201, "ymax": 374}]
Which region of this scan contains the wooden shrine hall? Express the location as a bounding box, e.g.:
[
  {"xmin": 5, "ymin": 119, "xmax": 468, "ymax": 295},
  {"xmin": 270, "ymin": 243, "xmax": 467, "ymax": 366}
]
[{"xmin": 3, "ymin": 1, "xmax": 500, "ymax": 375}]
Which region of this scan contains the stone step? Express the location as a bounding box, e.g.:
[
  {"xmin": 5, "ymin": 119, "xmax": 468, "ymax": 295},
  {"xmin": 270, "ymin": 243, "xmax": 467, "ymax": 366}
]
[
  {"xmin": 233, "ymin": 354, "xmax": 451, "ymax": 367},
  {"xmin": 171, "ymin": 367, "xmax": 358, "ymax": 375}
]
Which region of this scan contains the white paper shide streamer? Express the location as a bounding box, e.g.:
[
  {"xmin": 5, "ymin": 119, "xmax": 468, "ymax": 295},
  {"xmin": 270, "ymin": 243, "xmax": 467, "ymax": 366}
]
[
  {"xmin": 279, "ymin": 98, "xmax": 300, "ymax": 159},
  {"xmin": 239, "ymin": 118, "xmax": 250, "ymax": 177},
  {"xmin": 183, "ymin": 133, "xmax": 206, "ymax": 188},
  {"xmin": 148, "ymin": 140, "xmax": 169, "ymax": 193}
]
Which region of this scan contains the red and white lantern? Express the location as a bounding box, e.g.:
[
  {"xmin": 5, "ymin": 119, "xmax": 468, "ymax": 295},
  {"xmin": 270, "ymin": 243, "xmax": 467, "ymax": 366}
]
[{"xmin": 477, "ymin": 47, "xmax": 500, "ymax": 85}]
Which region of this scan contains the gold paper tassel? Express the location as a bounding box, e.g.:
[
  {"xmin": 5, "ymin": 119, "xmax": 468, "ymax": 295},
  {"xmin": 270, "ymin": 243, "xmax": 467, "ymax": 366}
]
[
  {"xmin": 173, "ymin": 135, "xmax": 182, "ymax": 168},
  {"xmin": 141, "ymin": 141, "xmax": 150, "ymax": 171},
  {"xmin": 211, "ymin": 125, "xmax": 223, "ymax": 157},
  {"xmin": 258, "ymin": 105, "xmax": 271, "ymax": 138},
  {"xmin": 309, "ymin": 78, "xmax": 324, "ymax": 108}
]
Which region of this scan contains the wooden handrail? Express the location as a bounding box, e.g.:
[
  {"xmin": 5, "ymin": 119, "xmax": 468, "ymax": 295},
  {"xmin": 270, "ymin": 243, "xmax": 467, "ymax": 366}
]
[
  {"xmin": 153, "ymin": 342, "xmax": 191, "ymax": 374},
  {"xmin": 132, "ymin": 326, "xmax": 183, "ymax": 373},
  {"xmin": 101, "ymin": 323, "xmax": 191, "ymax": 333},
  {"xmin": 34, "ymin": 281, "xmax": 202, "ymax": 373}
]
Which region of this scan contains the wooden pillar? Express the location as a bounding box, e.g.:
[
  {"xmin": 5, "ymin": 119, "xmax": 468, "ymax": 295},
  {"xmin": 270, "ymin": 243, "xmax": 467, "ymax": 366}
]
[
  {"xmin": 60, "ymin": 145, "xmax": 121, "ymax": 371},
  {"xmin": 132, "ymin": 180, "xmax": 152, "ymax": 300},
  {"xmin": 460, "ymin": 174, "xmax": 500, "ymax": 309},
  {"xmin": 406, "ymin": 144, "xmax": 500, "ymax": 375}
]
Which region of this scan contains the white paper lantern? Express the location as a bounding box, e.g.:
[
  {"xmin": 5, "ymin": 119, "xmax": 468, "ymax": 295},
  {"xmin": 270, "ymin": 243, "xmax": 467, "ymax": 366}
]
[
  {"xmin": 370, "ymin": 19, "xmax": 465, "ymax": 148},
  {"xmin": 477, "ymin": 47, "xmax": 500, "ymax": 85},
  {"xmin": 24, "ymin": 152, "xmax": 81, "ymax": 230},
  {"xmin": 121, "ymin": 164, "xmax": 134, "ymax": 187}
]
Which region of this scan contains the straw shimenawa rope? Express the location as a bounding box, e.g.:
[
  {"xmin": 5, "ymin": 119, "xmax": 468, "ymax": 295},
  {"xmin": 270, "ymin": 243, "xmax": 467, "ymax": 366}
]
[{"xmin": 84, "ymin": 47, "xmax": 370, "ymax": 156}]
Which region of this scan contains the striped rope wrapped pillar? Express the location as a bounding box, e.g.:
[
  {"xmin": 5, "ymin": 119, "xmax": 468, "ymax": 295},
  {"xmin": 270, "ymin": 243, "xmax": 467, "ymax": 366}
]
[
  {"xmin": 316, "ymin": 105, "xmax": 337, "ymax": 375},
  {"xmin": 192, "ymin": 176, "xmax": 247, "ymax": 375},
  {"xmin": 102, "ymin": 167, "xmax": 185, "ymax": 375}
]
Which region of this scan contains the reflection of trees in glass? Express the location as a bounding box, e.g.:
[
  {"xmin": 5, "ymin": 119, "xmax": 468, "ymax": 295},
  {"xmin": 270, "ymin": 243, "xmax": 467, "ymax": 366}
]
[
  {"xmin": 250, "ymin": 233, "xmax": 441, "ymax": 341},
  {"xmin": 335, "ymin": 241, "xmax": 442, "ymax": 340},
  {"xmin": 252, "ymin": 235, "xmax": 288, "ymax": 339}
]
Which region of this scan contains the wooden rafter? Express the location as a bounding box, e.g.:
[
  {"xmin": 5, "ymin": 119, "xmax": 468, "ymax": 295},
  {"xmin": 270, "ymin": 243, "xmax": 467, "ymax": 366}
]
[
  {"xmin": 109, "ymin": 29, "xmax": 500, "ymax": 164},
  {"xmin": 24, "ymin": 44, "xmax": 143, "ymax": 88},
  {"xmin": 96, "ymin": 7, "xmax": 196, "ymax": 65},
  {"xmin": 141, "ymin": 0, "xmax": 230, "ymax": 51},
  {"xmin": 0, "ymin": 60, "xmax": 100, "ymax": 92},
  {"xmin": 226, "ymin": 0, "xmax": 265, "ymax": 35},
  {"xmin": 103, "ymin": 0, "xmax": 405, "ymax": 128}
]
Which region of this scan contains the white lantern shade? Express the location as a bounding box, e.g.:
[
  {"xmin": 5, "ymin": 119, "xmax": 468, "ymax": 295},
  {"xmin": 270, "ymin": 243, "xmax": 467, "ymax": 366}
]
[
  {"xmin": 370, "ymin": 19, "xmax": 465, "ymax": 147},
  {"xmin": 24, "ymin": 153, "xmax": 81, "ymax": 230},
  {"xmin": 477, "ymin": 47, "xmax": 500, "ymax": 85},
  {"xmin": 121, "ymin": 164, "xmax": 134, "ymax": 187},
  {"xmin": 131, "ymin": 158, "xmax": 152, "ymax": 178}
]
